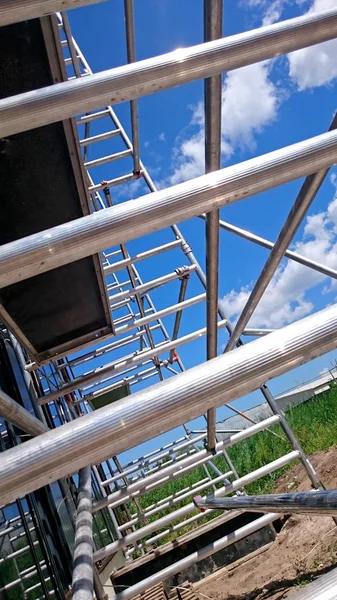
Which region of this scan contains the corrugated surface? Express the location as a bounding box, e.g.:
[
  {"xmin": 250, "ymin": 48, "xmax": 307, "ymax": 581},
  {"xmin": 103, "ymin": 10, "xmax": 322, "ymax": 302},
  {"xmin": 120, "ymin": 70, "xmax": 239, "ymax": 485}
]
[
  {"xmin": 0, "ymin": 300, "xmax": 337, "ymax": 505},
  {"xmin": 290, "ymin": 567, "xmax": 337, "ymax": 599},
  {"xmin": 1, "ymin": 8, "xmax": 337, "ymax": 136},
  {"xmin": 3, "ymin": 128, "xmax": 337, "ymax": 287}
]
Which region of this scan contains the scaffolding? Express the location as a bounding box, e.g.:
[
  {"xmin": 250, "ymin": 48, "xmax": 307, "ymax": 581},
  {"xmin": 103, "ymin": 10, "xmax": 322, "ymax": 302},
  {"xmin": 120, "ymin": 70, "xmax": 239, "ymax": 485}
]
[{"xmin": 0, "ymin": 1, "xmax": 337, "ymax": 599}]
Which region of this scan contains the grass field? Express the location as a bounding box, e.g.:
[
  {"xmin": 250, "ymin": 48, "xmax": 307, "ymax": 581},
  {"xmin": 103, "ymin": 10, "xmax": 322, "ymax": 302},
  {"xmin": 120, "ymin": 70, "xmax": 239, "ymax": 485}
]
[
  {"xmin": 126, "ymin": 387, "xmax": 337, "ymax": 545},
  {"xmin": 226, "ymin": 385, "xmax": 337, "ymax": 495}
]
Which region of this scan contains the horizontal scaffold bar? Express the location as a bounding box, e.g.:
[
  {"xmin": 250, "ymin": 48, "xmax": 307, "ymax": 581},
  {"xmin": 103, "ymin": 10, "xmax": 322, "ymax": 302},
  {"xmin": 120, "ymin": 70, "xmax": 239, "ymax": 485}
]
[
  {"xmin": 0, "ymin": 302, "xmax": 336, "ymax": 505},
  {"xmin": 1, "ymin": 8, "xmax": 337, "ymax": 136},
  {"xmin": 1, "ymin": 129, "xmax": 337, "ymax": 287}
]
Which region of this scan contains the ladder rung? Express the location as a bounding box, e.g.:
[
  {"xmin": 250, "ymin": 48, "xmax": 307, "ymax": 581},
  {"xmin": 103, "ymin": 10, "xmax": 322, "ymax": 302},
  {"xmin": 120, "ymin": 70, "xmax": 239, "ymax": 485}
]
[
  {"xmin": 76, "ymin": 109, "xmax": 110, "ymax": 124},
  {"xmin": 79, "ymin": 129, "xmax": 120, "ymax": 146},
  {"xmin": 113, "ymin": 314, "xmax": 136, "ymax": 326},
  {"xmin": 104, "ymin": 249, "xmax": 123, "ymax": 259},
  {"xmin": 114, "ymin": 309, "xmax": 153, "ymax": 326},
  {"xmin": 64, "ymin": 57, "xmax": 74, "ymax": 65},
  {"xmin": 61, "ymin": 40, "xmax": 68, "ymax": 47},
  {"xmin": 106, "ymin": 279, "xmax": 132, "ymax": 290},
  {"xmin": 103, "ymin": 240, "xmax": 183, "ymax": 276},
  {"xmin": 84, "ymin": 149, "xmax": 132, "ymax": 169},
  {"xmin": 111, "ymin": 299, "xmax": 132, "ymax": 311},
  {"xmin": 88, "ymin": 172, "xmax": 139, "ymax": 192}
]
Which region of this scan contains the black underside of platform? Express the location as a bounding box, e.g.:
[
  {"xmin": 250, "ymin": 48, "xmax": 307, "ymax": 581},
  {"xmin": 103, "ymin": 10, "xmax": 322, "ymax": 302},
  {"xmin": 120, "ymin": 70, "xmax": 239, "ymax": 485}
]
[{"xmin": 0, "ymin": 19, "xmax": 108, "ymax": 356}]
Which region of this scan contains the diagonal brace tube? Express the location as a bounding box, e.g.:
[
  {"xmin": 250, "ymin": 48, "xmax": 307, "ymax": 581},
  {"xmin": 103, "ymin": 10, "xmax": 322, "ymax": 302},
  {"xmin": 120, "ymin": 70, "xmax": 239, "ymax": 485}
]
[
  {"xmin": 225, "ymin": 111, "xmax": 337, "ymax": 352},
  {"xmin": 0, "ymin": 390, "xmax": 48, "ymax": 437},
  {"xmin": 204, "ymin": 216, "xmax": 337, "ymax": 282}
]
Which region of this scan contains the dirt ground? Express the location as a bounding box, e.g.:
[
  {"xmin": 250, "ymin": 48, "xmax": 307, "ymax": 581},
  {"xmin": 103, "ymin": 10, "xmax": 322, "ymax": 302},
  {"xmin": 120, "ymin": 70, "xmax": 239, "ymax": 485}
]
[{"xmin": 197, "ymin": 447, "xmax": 337, "ymax": 600}]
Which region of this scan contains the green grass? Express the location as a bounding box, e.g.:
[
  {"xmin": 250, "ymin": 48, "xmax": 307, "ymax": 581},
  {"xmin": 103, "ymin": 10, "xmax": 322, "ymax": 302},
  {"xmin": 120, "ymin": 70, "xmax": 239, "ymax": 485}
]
[
  {"xmin": 0, "ymin": 537, "xmax": 52, "ymax": 600},
  {"xmin": 228, "ymin": 385, "xmax": 337, "ymax": 495},
  {"xmin": 128, "ymin": 388, "xmax": 337, "ymax": 547}
]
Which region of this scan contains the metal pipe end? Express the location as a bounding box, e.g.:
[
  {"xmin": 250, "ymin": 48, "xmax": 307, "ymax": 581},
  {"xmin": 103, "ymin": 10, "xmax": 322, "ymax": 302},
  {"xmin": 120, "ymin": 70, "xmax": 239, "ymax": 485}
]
[{"xmin": 193, "ymin": 495, "xmax": 206, "ymax": 512}]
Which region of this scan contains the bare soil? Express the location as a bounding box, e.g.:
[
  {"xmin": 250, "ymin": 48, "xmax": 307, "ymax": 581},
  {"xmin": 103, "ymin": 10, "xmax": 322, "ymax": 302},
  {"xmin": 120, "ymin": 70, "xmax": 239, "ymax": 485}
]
[{"xmin": 197, "ymin": 447, "xmax": 337, "ymax": 600}]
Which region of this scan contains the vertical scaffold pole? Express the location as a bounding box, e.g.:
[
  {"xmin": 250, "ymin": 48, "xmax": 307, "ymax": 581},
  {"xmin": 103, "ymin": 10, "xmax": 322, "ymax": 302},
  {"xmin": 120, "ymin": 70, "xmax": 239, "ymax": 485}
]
[{"xmin": 72, "ymin": 466, "xmax": 93, "ymax": 600}]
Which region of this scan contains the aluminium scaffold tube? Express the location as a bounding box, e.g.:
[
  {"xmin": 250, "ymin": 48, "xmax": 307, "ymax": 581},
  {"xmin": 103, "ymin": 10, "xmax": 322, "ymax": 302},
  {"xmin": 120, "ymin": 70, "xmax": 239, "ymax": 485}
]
[
  {"xmin": 204, "ymin": 0, "xmax": 223, "ymax": 453},
  {"xmin": 169, "ymin": 277, "xmax": 189, "ymax": 362},
  {"xmin": 63, "ymin": 16, "xmax": 328, "ymax": 500},
  {"xmin": 2, "ymin": 129, "xmax": 337, "ymax": 288},
  {"xmin": 0, "ymin": 0, "xmax": 106, "ymax": 27},
  {"xmin": 288, "ymin": 567, "xmax": 337, "ymax": 600},
  {"xmin": 203, "ymin": 215, "xmax": 337, "ymax": 281},
  {"xmin": 124, "ymin": 504, "xmax": 215, "ymax": 552},
  {"xmin": 100, "ymin": 433, "xmax": 207, "ymax": 487},
  {"xmin": 117, "ymin": 470, "xmax": 234, "ymax": 518},
  {"xmin": 81, "ymin": 365, "xmax": 158, "ymax": 398},
  {"xmin": 72, "ymin": 466, "xmax": 93, "ymax": 600},
  {"xmin": 93, "ymin": 448, "xmax": 232, "ymax": 510},
  {"xmin": 225, "ymin": 111, "xmax": 337, "ymax": 353},
  {"xmin": 49, "ymin": 294, "xmax": 211, "ymax": 372},
  {"xmin": 37, "ymin": 319, "xmax": 229, "ymax": 404},
  {"xmin": 108, "ymin": 266, "xmax": 196, "ymax": 304},
  {"xmin": 194, "ymin": 490, "xmax": 337, "ymax": 515},
  {"xmin": 0, "ymin": 389, "xmax": 48, "ymax": 437},
  {"xmin": 1, "ymin": 8, "xmax": 337, "ymax": 136},
  {"xmin": 124, "ymin": 0, "xmax": 141, "ymax": 174},
  {"xmin": 114, "ymin": 513, "xmax": 279, "ymax": 600},
  {"xmin": 103, "ymin": 239, "xmax": 182, "ymax": 275},
  {"xmin": 122, "ymin": 477, "xmax": 210, "ymax": 530},
  {"xmin": 0, "ymin": 302, "xmax": 337, "ymax": 505},
  {"xmin": 93, "ymin": 450, "xmax": 299, "ymax": 562}
]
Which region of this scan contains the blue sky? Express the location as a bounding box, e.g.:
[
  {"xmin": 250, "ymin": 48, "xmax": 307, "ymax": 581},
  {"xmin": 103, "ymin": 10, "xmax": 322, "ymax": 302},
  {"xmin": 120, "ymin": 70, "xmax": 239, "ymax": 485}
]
[{"xmin": 66, "ymin": 0, "xmax": 337, "ymax": 459}]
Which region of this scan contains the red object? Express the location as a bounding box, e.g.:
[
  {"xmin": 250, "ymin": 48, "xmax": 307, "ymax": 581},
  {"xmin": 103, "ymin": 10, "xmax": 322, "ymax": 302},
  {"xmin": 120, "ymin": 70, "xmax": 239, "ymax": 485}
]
[
  {"xmin": 64, "ymin": 393, "xmax": 72, "ymax": 405},
  {"xmin": 193, "ymin": 495, "xmax": 205, "ymax": 512}
]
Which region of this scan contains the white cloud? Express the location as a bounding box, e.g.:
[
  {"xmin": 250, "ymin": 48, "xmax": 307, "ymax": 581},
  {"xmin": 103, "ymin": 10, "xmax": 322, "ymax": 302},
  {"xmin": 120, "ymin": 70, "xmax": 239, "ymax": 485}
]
[
  {"xmin": 241, "ymin": 0, "xmax": 292, "ymax": 24},
  {"xmin": 288, "ymin": 0, "xmax": 337, "ymax": 89},
  {"xmin": 168, "ymin": 131, "xmax": 205, "ymax": 185},
  {"xmin": 165, "ymin": 0, "xmax": 337, "ymax": 188},
  {"xmin": 127, "ymin": 179, "xmax": 143, "ymax": 196},
  {"xmin": 144, "ymin": 133, "xmax": 166, "ymax": 148},
  {"xmin": 221, "ymin": 62, "xmax": 278, "ymax": 152},
  {"xmin": 243, "ymin": 0, "xmax": 337, "ymax": 89},
  {"xmin": 148, "ymin": 164, "xmax": 163, "ymax": 178},
  {"xmin": 115, "ymin": 177, "xmax": 143, "ymax": 201},
  {"xmin": 167, "ymin": 62, "xmax": 279, "ymax": 185},
  {"xmin": 262, "ymin": 0, "xmax": 288, "ymax": 25},
  {"xmin": 330, "ymin": 173, "xmax": 337, "ymax": 187},
  {"xmin": 220, "ymin": 191, "xmax": 337, "ymax": 329}
]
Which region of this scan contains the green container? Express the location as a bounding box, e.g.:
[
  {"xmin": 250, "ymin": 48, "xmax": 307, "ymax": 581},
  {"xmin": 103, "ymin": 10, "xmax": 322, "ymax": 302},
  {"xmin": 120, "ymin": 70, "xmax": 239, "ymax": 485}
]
[{"xmin": 89, "ymin": 382, "xmax": 130, "ymax": 411}]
